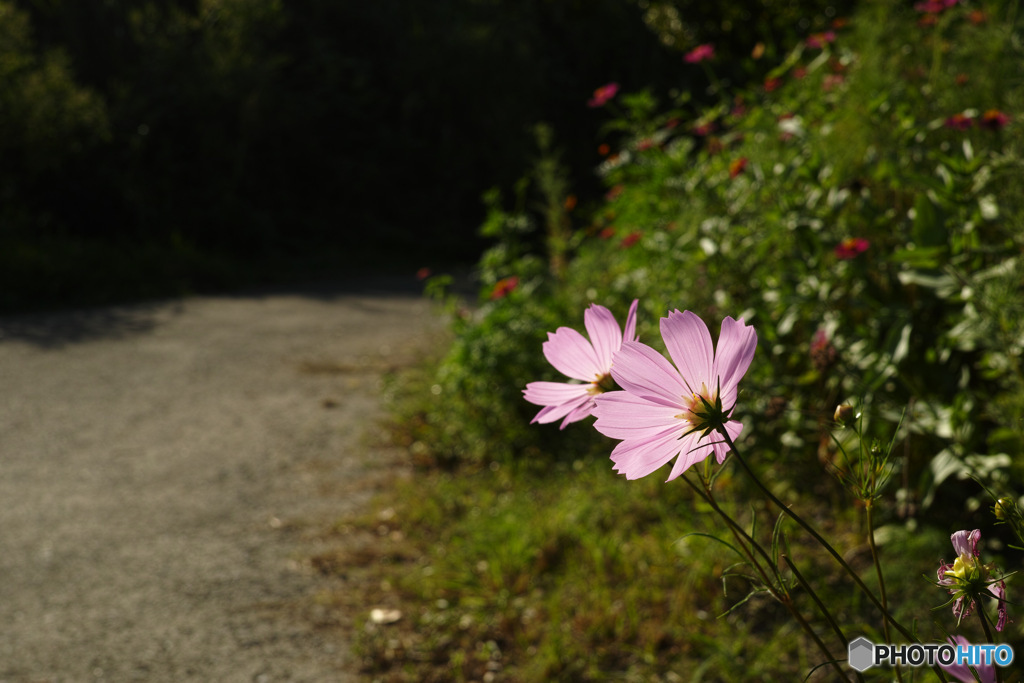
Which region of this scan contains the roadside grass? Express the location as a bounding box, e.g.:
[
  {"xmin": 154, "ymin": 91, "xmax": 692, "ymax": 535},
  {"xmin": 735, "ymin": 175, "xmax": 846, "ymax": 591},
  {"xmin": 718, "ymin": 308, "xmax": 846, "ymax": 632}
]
[{"xmin": 321, "ymin": 356, "xmax": 966, "ymax": 682}]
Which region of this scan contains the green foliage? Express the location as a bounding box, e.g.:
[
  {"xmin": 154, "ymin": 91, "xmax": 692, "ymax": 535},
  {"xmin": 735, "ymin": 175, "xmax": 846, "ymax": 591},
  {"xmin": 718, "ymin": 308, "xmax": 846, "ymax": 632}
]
[{"xmin": 431, "ymin": 0, "xmax": 1024, "ymax": 513}]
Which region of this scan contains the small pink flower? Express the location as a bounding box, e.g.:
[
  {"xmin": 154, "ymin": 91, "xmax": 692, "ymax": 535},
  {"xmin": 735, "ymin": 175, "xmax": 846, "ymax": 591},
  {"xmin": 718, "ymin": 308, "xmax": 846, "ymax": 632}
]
[
  {"xmin": 805, "ymin": 31, "xmax": 836, "ymax": 49},
  {"xmin": 684, "ymin": 44, "xmax": 715, "ymax": 64},
  {"xmin": 490, "ymin": 276, "xmax": 519, "ymax": 300},
  {"xmin": 835, "ymin": 237, "xmax": 869, "ymax": 259},
  {"xmin": 524, "ymin": 300, "xmax": 639, "ymax": 429},
  {"xmin": 936, "ymin": 529, "xmax": 1009, "ymax": 631},
  {"xmin": 945, "ymin": 113, "xmax": 974, "ymax": 130},
  {"xmin": 599, "ymin": 227, "xmax": 616, "ymax": 240},
  {"xmin": 764, "ymin": 77, "xmax": 782, "ymax": 92},
  {"xmin": 980, "ymin": 109, "xmax": 1010, "ymax": 130},
  {"xmin": 593, "ymin": 311, "xmax": 757, "ymax": 481},
  {"xmin": 588, "ymin": 82, "xmax": 620, "ymax": 108}
]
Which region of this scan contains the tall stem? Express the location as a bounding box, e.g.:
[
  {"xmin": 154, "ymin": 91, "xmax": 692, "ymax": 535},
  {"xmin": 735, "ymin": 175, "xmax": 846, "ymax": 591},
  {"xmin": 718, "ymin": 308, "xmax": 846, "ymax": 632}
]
[
  {"xmin": 865, "ymin": 502, "xmax": 902, "ymax": 682},
  {"xmin": 714, "ymin": 425, "xmax": 949, "ymax": 682},
  {"xmin": 977, "ymin": 608, "xmax": 1002, "ymax": 683},
  {"xmin": 681, "ymin": 476, "xmax": 852, "ymax": 683}
]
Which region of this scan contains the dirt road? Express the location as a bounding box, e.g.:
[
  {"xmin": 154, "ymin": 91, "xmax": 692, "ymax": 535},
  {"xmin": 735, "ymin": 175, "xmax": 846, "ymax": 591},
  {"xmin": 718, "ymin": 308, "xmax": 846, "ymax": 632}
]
[{"xmin": 0, "ymin": 278, "xmax": 444, "ymax": 682}]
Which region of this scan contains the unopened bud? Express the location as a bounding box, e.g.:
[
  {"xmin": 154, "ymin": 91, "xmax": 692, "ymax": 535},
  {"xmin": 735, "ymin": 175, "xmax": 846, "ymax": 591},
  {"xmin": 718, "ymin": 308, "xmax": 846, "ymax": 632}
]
[
  {"xmin": 834, "ymin": 404, "xmax": 855, "ymax": 425},
  {"xmin": 995, "ymin": 497, "xmax": 1014, "ymax": 520}
]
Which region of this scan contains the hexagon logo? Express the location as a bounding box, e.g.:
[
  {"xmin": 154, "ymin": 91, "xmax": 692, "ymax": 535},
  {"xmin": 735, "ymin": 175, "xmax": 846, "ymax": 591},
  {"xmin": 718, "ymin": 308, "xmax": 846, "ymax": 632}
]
[{"xmin": 848, "ymin": 637, "xmax": 875, "ymax": 672}]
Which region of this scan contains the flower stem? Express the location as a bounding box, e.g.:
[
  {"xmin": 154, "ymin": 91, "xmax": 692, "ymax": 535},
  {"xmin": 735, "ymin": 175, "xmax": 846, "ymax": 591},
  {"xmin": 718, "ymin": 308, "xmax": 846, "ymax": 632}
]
[
  {"xmin": 714, "ymin": 425, "xmax": 949, "ymax": 682},
  {"xmin": 977, "ymin": 608, "xmax": 1002, "ymax": 683},
  {"xmin": 681, "ymin": 476, "xmax": 853, "ymax": 683},
  {"xmin": 866, "ymin": 502, "xmax": 902, "ymax": 682}
]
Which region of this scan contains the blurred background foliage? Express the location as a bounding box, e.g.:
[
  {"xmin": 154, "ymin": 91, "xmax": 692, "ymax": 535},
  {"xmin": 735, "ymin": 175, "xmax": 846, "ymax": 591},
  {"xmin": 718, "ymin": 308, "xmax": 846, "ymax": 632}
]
[{"xmin": 2, "ymin": 0, "xmax": 851, "ymax": 310}]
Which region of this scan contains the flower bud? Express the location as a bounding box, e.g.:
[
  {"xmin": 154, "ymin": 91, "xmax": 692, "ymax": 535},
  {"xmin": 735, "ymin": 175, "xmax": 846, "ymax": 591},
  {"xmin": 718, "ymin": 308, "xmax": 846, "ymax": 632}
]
[
  {"xmin": 995, "ymin": 497, "xmax": 1014, "ymax": 520},
  {"xmin": 834, "ymin": 404, "xmax": 855, "ymax": 425}
]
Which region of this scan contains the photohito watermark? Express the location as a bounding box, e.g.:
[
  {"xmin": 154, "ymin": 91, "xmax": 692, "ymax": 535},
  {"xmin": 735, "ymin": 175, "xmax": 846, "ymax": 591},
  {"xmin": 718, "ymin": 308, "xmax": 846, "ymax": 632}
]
[{"xmin": 848, "ymin": 637, "xmax": 1014, "ymax": 672}]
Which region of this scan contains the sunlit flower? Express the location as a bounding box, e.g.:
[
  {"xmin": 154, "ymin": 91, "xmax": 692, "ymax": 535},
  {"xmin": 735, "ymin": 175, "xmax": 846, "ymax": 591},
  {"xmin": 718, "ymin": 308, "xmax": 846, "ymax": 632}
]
[
  {"xmin": 593, "ymin": 311, "xmax": 757, "ymax": 481},
  {"xmin": 936, "ymin": 529, "xmax": 1009, "ymax": 631},
  {"xmin": 945, "ymin": 113, "xmax": 974, "ymax": 130},
  {"xmin": 588, "ymin": 82, "xmax": 620, "ymax": 108},
  {"xmin": 980, "ymin": 109, "xmax": 1010, "ymax": 131},
  {"xmin": 684, "ymin": 43, "xmax": 715, "ymax": 64},
  {"xmin": 835, "ymin": 237, "xmax": 869, "ymax": 259},
  {"xmin": 524, "ymin": 300, "xmax": 639, "ymax": 429},
  {"xmin": 940, "ymin": 636, "xmax": 996, "ymax": 683},
  {"xmin": 490, "ymin": 276, "xmax": 519, "ymax": 300},
  {"xmin": 729, "ymin": 157, "xmax": 748, "ymax": 178}
]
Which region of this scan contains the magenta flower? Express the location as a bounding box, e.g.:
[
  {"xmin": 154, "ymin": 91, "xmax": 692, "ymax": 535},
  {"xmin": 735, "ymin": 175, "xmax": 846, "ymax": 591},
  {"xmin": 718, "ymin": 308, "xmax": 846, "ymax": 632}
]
[
  {"xmin": 936, "ymin": 529, "xmax": 1009, "ymax": 631},
  {"xmin": 684, "ymin": 44, "xmax": 715, "ymax": 64},
  {"xmin": 945, "ymin": 113, "xmax": 974, "ymax": 130},
  {"xmin": 524, "ymin": 300, "xmax": 639, "ymax": 429},
  {"xmin": 592, "ymin": 311, "xmax": 756, "ymax": 481},
  {"xmin": 587, "ymin": 82, "xmax": 620, "ymax": 108},
  {"xmin": 980, "ymin": 109, "xmax": 1011, "ymax": 131},
  {"xmin": 915, "ymin": 0, "xmax": 959, "ymax": 12},
  {"xmin": 835, "ymin": 237, "xmax": 869, "ymax": 259},
  {"xmin": 940, "ymin": 636, "xmax": 996, "ymax": 683}
]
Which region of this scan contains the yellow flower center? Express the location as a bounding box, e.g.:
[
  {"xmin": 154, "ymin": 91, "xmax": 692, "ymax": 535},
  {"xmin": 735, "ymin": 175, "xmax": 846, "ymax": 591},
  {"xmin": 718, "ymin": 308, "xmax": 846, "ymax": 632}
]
[
  {"xmin": 675, "ymin": 382, "xmax": 718, "ymax": 431},
  {"xmin": 588, "ymin": 373, "xmax": 616, "ymax": 395},
  {"xmin": 946, "ymin": 553, "xmax": 983, "ymax": 584}
]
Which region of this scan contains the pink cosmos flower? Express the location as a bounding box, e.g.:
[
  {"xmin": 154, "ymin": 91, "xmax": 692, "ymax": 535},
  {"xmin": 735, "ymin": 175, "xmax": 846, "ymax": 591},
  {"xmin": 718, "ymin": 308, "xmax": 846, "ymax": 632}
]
[
  {"xmin": 588, "ymin": 82, "xmax": 620, "ymax": 108},
  {"xmin": 940, "ymin": 636, "xmax": 996, "ymax": 683},
  {"xmin": 684, "ymin": 44, "xmax": 715, "ymax": 64},
  {"xmin": 936, "ymin": 529, "xmax": 1008, "ymax": 631},
  {"xmin": 524, "ymin": 300, "xmax": 639, "ymax": 429},
  {"xmin": 835, "ymin": 237, "xmax": 869, "ymax": 259},
  {"xmin": 592, "ymin": 311, "xmax": 756, "ymax": 481}
]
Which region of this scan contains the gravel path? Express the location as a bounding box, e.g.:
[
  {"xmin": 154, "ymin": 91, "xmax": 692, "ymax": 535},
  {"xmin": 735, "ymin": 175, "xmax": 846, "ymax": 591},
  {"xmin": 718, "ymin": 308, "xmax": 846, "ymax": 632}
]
[{"xmin": 0, "ymin": 278, "xmax": 444, "ymax": 682}]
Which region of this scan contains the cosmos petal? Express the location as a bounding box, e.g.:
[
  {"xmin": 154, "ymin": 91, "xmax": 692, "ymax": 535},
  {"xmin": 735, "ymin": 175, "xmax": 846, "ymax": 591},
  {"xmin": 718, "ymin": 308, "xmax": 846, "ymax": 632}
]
[
  {"xmin": 660, "ymin": 310, "xmax": 714, "ymax": 395},
  {"xmin": 714, "ymin": 317, "xmax": 757, "ymax": 409},
  {"xmin": 592, "ymin": 391, "xmax": 681, "ymax": 439},
  {"xmin": 584, "ymin": 304, "xmax": 622, "ymax": 370},
  {"xmin": 609, "ymin": 341, "xmax": 689, "ymax": 408},
  {"xmin": 543, "ymin": 327, "xmax": 602, "ymax": 381}
]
